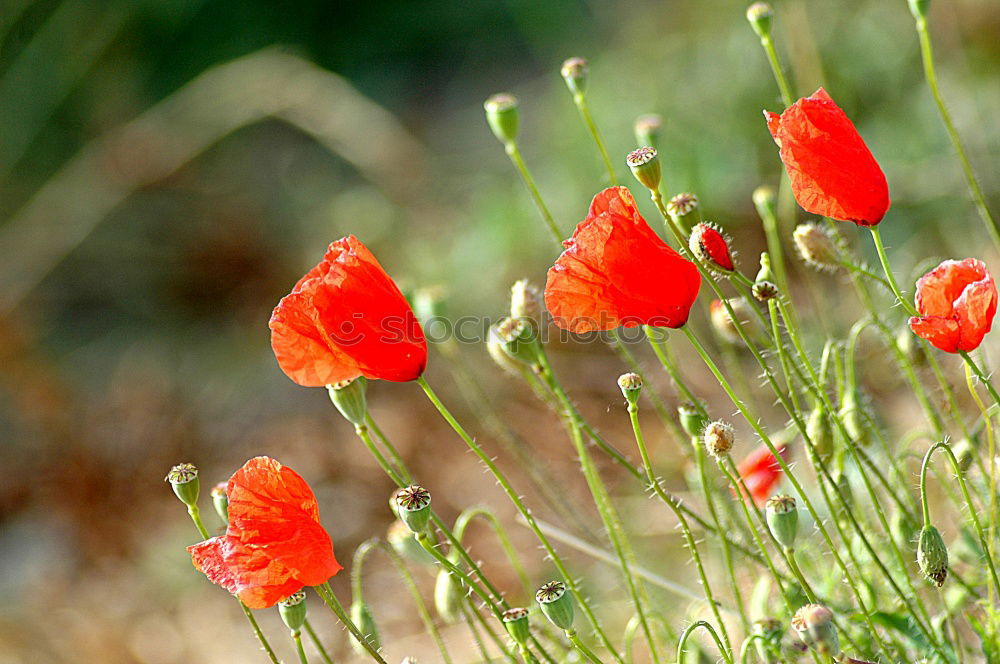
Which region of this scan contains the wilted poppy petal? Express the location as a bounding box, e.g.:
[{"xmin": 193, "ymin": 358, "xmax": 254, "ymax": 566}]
[
  {"xmin": 765, "ymin": 88, "xmax": 889, "ymax": 226},
  {"xmin": 908, "ymin": 316, "xmax": 961, "ymax": 353},
  {"xmin": 910, "ymin": 258, "xmax": 997, "ymax": 353},
  {"xmin": 545, "ymin": 187, "xmax": 701, "ymax": 333},
  {"xmin": 954, "ymin": 279, "xmax": 997, "ymax": 351},
  {"xmin": 189, "ymin": 536, "xmax": 305, "ymax": 609}
]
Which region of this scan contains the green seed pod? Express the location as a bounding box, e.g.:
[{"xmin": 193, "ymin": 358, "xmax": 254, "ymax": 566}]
[
  {"xmin": 633, "ymin": 114, "xmax": 663, "ymax": 151},
  {"xmin": 327, "ymin": 376, "xmax": 368, "ymax": 426},
  {"xmin": 678, "ymin": 402, "xmax": 708, "ymax": 439},
  {"xmin": 560, "ymin": 57, "xmax": 588, "ymax": 97},
  {"xmin": 626, "ymin": 146, "xmax": 661, "ymax": 193},
  {"xmin": 165, "ymin": 463, "xmax": 200, "ymax": 507},
  {"xmin": 918, "ymin": 525, "xmax": 949, "ymax": 587},
  {"xmin": 765, "ymin": 494, "xmax": 798, "ymax": 549},
  {"xmin": 805, "ymin": 407, "xmax": 833, "ymax": 462},
  {"xmin": 279, "ymin": 590, "xmax": 308, "ymax": 632},
  {"xmin": 791, "ymin": 604, "xmax": 840, "ymax": 657},
  {"xmin": 394, "ymin": 486, "xmax": 432, "ymax": 534},
  {"xmin": 703, "ymin": 420, "xmax": 735, "ymax": 459},
  {"xmin": 210, "ymin": 482, "xmax": 229, "ymax": 526},
  {"xmin": 535, "ymin": 581, "xmax": 574, "ymax": 630},
  {"xmin": 484, "ymin": 93, "xmax": 519, "ymax": 145},
  {"xmin": 617, "ymin": 372, "xmax": 643, "ymax": 406},
  {"xmin": 666, "ymin": 192, "xmax": 701, "ymax": 235},
  {"xmin": 838, "ymin": 390, "xmax": 869, "ymax": 447},
  {"xmin": 387, "ymin": 520, "xmax": 435, "ymax": 565},
  {"xmin": 752, "ymin": 280, "xmax": 779, "ymax": 303},
  {"xmin": 746, "ymin": 2, "xmax": 774, "ymax": 39},
  {"xmin": 350, "ymin": 601, "xmax": 381, "ymax": 656},
  {"xmin": 502, "ymin": 607, "xmax": 531, "ymax": 646},
  {"xmin": 434, "ymin": 558, "xmax": 464, "ymax": 623}
]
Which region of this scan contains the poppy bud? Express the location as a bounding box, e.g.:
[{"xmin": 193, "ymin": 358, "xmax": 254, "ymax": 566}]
[
  {"xmin": 484, "ymin": 93, "xmax": 519, "ymax": 145},
  {"xmin": 165, "ymin": 463, "xmax": 200, "ymax": 507},
  {"xmin": 536, "ymin": 581, "xmax": 574, "ymax": 630},
  {"xmin": 805, "ymin": 407, "xmax": 833, "ymax": 462},
  {"xmin": 895, "ymin": 325, "xmax": 926, "ymax": 367},
  {"xmin": 765, "ymin": 494, "xmax": 798, "ymax": 549},
  {"xmin": 502, "ymin": 607, "xmax": 531, "ymax": 646},
  {"xmin": 791, "ymin": 604, "xmax": 840, "ymax": 657},
  {"xmin": 626, "ymin": 146, "xmax": 661, "ymax": 193},
  {"xmin": 678, "ymin": 401, "xmax": 708, "ymax": 438},
  {"xmin": 917, "ymin": 524, "xmax": 949, "ymax": 586},
  {"xmin": 756, "ymin": 252, "xmax": 774, "ymax": 284},
  {"xmin": 560, "ymin": 57, "xmax": 589, "ymax": 97},
  {"xmin": 210, "ymin": 482, "xmax": 229, "ymax": 525},
  {"xmin": 838, "ymin": 390, "xmax": 869, "ymax": 447},
  {"xmin": 908, "ymin": 0, "xmax": 929, "ymax": 20},
  {"xmin": 278, "ymin": 591, "xmax": 308, "ymax": 633},
  {"xmin": 710, "ymin": 298, "xmax": 760, "ymax": 345},
  {"xmin": 350, "ymin": 600, "xmax": 381, "ymax": 656},
  {"xmin": 703, "ymin": 420, "xmax": 735, "ymax": 459},
  {"xmin": 328, "ymin": 376, "xmax": 368, "ymax": 426},
  {"xmin": 394, "ymin": 485, "xmax": 432, "ymax": 534},
  {"xmin": 510, "ymin": 279, "xmax": 543, "ymax": 325},
  {"xmin": 666, "ymin": 192, "xmax": 702, "ymax": 234},
  {"xmin": 746, "ymin": 2, "xmax": 774, "ymax": 39},
  {"xmin": 689, "ymin": 222, "xmax": 735, "ymax": 272},
  {"xmin": 617, "ymin": 372, "xmax": 643, "ymax": 406},
  {"xmin": 793, "ymin": 223, "xmax": 840, "ymax": 271},
  {"xmin": 434, "ymin": 559, "xmax": 464, "ymax": 623},
  {"xmin": 387, "ymin": 520, "xmax": 435, "ymax": 565},
  {"xmin": 495, "ymin": 316, "xmax": 542, "ymax": 368},
  {"xmin": 634, "ymin": 114, "xmax": 663, "ymax": 150},
  {"xmin": 752, "ymin": 280, "xmax": 779, "ymax": 302},
  {"xmin": 752, "ymin": 185, "xmax": 777, "ymax": 221},
  {"xmin": 951, "ymin": 438, "xmax": 974, "ymax": 472},
  {"xmin": 487, "ymin": 322, "xmax": 524, "ymax": 375}
]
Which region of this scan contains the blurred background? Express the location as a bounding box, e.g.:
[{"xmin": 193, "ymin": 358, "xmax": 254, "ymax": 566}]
[{"xmin": 1, "ymin": 0, "xmax": 999, "ymax": 662}]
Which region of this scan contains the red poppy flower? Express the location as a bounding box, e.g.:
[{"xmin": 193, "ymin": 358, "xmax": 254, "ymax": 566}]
[
  {"xmin": 765, "ymin": 88, "xmax": 890, "ymax": 226},
  {"xmin": 908, "ymin": 258, "xmax": 997, "ymax": 353},
  {"xmin": 269, "ymin": 235, "xmax": 427, "ymax": 387},
  {"xmin": 544, "ymin": 187, "xmax": 701, "ymax": 333},
  {"xmin": 689, "ymin": 222, "xmax": 734, "ymax": 272},
  {"xmin": 188, "ymin": 457, "xmax": 342, "ymax": 609},
  {"xmin": 735, "ymin": 443, "xmax": 787, "ymax": 507}
]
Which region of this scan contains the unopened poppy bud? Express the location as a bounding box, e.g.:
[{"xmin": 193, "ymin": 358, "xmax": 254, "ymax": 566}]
[
  {"xmin": 791, "ymin": 604, "xmax": 840, "ymax": 657},
  {"xmin": 510, "ymin": 279, "xmax": 542, "ymax": 325},
  {"xmin": 752, "ymin": 280, "xmax": 779, "ymax": 302},
  {"xmin": 710, "ymin": 298, "xmax": 760, "ymax": 345},
  {"xmin": 793, "ymin": 223, "xmax": 840, "ymax": 271},
  {"xmin": 838, "ymin": 390, "xmax": 869, "ymax": 447},
  {"xmin": 746, "ymin": 2, "xmax": 774, "ymax": 39},
  {"xmin": 278, "ymin": 591, "xmax": 308, "ymax": 633},
  {"xmin": 626, "ymin": 147, "xmax": 661, "ymax": 192},
  {"xmin": 536, "ymin": 581, "xmax": 574, "ymax": 630},
  {"xmin": 350, "ymin": 601, "xmax": 381, "ymax": 656},
  {"xmin": 434, "ymin": 560, "xmax": 463, "ymax": 623},
  {"xmin": 617, "ymin": 372, "xmax": 643, "ymax": 406},
  {"xmin": 917, "ymin": 524, "xmax": 949, "ymax": 586},
  {"xmin": 806, "ymin": 407, "xmax": 833, "ymax": 462},
  {"xmin": 895, "ymin": 325, "xmax": 926, "ymax": 367},
  {"xmin": 908, "ymin": 0, "xmax": 930, "ymax": 20},
  {"xmin": 704, "ymin": 420, "xmax": 735, "ymax": 458},
  {"xmin": 484, "ymin": 93, "xmax": 519, "ymax": 145},
  {"xmin": 502, "ymin": 607, "xmax": 531, "ymax": 646},
  {"xmin": 165, "ymin": 463, "xmax": 200, "ymax": 507},
  {"xmin": 495, "ymin": 316, "xmax": 541, "ymax": 368},
  {"xmin": 766, "ymin": 494, "xmax": 798, "ymax": 549},
  {"xmin": 951, "ymin": 438, "xmax": 974, "ymax": 472},
  {"xmin": 328, "ymin": 376, "xmax": 368, "ymax": 426},
  {"xmin": 487, "ymin": 323, "xmax": 523, "ymax": 374},
  {"xmin": 666, "ymin": 192, "xmax": 701, "ymax": 234},
  {"xmin": 752, "ymin": 185, "xmax": 777, "ymax": 220},
  {"xmin": 211, "ymin": 482, "xmax": 229, "ymax": 525},
  {"xmin": 634, "ymin": 114, "xmax": 663, "ymax": 150},
  {"xmin": 387, "ymin": 520, "xmax": 435, "ymax": 565},
  {"xmin": 560, "ymin": 57, "xmax": 589, "ymax": 97},
  {"xmin": 678, "ymin": 402, "xmax": 708, "ymax": 438},
  {"xmin": 689, "ymin": 222, "xmax": 735, "ymax": 272},
  {"xmin": 394, "ymin": 486, "xmax": 432, "ymax": 533}
]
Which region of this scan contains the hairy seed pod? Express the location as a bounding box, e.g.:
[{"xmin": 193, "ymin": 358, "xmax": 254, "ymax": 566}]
[{"xmin": 917, "ymin": 524, "xmax": 949, "ymax": 587}]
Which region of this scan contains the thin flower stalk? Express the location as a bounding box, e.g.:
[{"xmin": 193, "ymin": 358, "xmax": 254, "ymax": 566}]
[
  {"xmin": 964, "ymin": 364, "xmax": 998, "ymax": 599},
  {"xmin": 676, "ymin": 621, "xmax": 733, "ymax": 664},
  {"xmin": 563, "ymin": 70, "xmax": 617, "ymax": 185},
  {"xmin": 454, "ymin": 507, "xmax": 534, "ymax": 600},
  {"xmin": 314, "ymin": 583, "xmax": 388, "ymax": 664},
  {"xmin": 302, "ymin": 622, "xmax": 334, "ymax": 664}
]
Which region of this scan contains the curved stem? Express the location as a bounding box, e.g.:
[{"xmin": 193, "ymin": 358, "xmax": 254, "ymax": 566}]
[
  {"xmin": 454, "ymin": 507, "xmax": 533, "ymax": 600},
  {"xmin": 677, "ymin": 621, "xmax": 734, "ymax": 664}
]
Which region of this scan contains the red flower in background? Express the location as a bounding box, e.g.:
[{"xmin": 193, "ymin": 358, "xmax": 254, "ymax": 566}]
[
  {"xmin": 735, "ymin": 443, "xmax": 787, "ymax": 507},
  {"xmin": 189, "ymin": 457, "xmax": 342, "ymax": 609},
  {"xmin": 545, "ymin": 187, "xmax": 701, "ymax": 333},
  {"xmin": 765, "ymin": 88, "xmax": 890, "ymax": 226},
  {"xmin": 269, "ymin": 236, "xmax": 427, "ymax": 387},
  {"xmin": 909, "ymin": 258, "xmax": 997, "ymax": 353}
]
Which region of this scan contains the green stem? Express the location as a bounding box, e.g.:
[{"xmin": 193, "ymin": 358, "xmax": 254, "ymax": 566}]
[
  {"xmin": 504, "ymin": 142, "xmax": 563, "ymax": 245},
  {"xmin": 454, "ymin": 507, "xmax": 533, "ymax": 600},
  {"xmin": 571, "ymin": 92, "xmax": 618, "ymax": 185},
  {"xmin": 568, "ymin": 629, "xmax": 607, "ymax": 664},
  {"xmin": 416, "ymin": 376, "xmax": 625, "ymax": 663},
  {"xmin": 292, "ymin": 631, "xmax": 309, "ymax": 664},
  {"xmin": 914, "ymin": 16, "xmax": 1000, "ymax": 250},
  {"xmin": 315, "ymin": 582, "xmax": 388, "ymax": 664},
  {"xmin": 760, "ymin": 35, "xmax": 794, "ymax": 107},
  {"xmin": 303, "ymin": 620, "xmax": 334, "ymax": 664},
  {"xmin": 677, "ymin": 621, "xmax": 734, "ymax": 664}
]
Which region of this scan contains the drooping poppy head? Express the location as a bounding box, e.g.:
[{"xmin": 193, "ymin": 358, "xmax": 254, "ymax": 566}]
[
  {"xmin": 544, "ymin": 187, "xmax": 701, "ymax": 333},
  {"xmin": 269, "ymin": 236, "xmax": 427, "ymax": 387},
  {"xmin": 188, "ymin": 457, "xmax": 342, "ymax": 609},
  {"xmin": 735, "ymin": 443, "xmax": 788, "ymax": 507},
  {"xmin": 908, "ymin": 258, "xmax": 997, "ymax": 353},
  {"xmin": 764, "ymin": 88, "xmax": 890, "ymax": 226}
]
